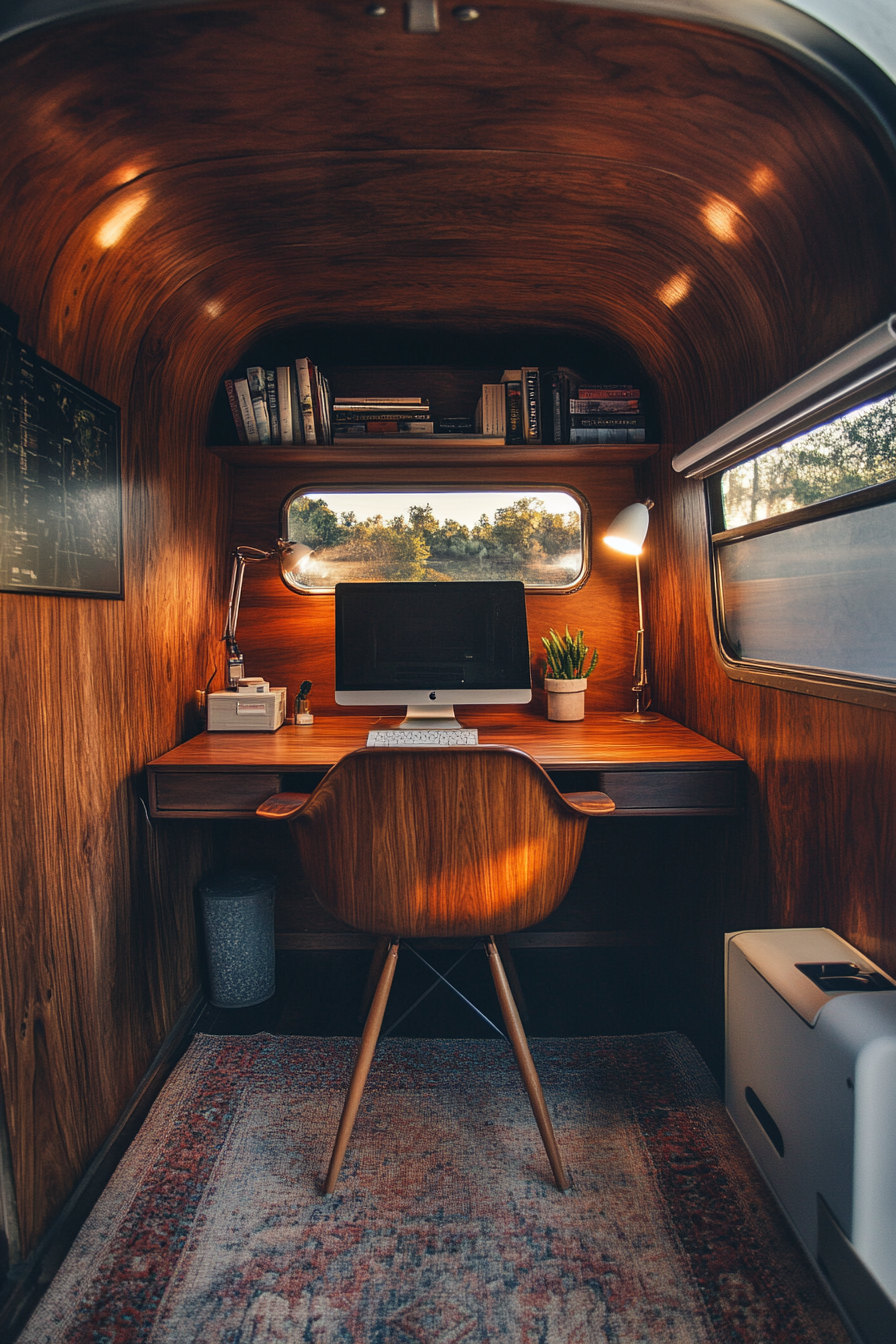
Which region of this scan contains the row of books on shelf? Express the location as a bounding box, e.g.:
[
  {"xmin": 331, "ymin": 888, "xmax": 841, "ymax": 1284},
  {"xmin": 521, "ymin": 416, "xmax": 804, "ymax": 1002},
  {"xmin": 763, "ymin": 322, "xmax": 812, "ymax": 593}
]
[
  {"xmin": 224, "ymin": 360, "xmax": 444, "ymax": 445},
  {"xmin": 224, "ymin": 359, "xmax": 334, "ymax": 445},
  {"xmin": 223, "ymin": 360, "xmax": 648, "ymax": 446},
  {"xmin": 478, "ymin": 370, "xmax": 646, "ymax": 444}
]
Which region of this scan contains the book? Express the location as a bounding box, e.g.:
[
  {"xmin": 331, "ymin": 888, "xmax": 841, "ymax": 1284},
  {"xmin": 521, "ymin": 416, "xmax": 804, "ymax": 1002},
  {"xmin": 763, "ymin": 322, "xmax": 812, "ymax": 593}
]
[
  {"xmin": 332, "ymin": 401, "xmax": 429, "ymax": 412},
  {"xmin": 334, "ymin": 396, "xmax": 425, "ymax": 405},
  {"xmin": 434, "ymin": 416, "xmax": 476, "ymax": 434},
  {"xmin": 545, "ymin": 366, "xmax": 582, "ymax": 444},
  {"xmin": 570, "ymin": 414, "xmax": 645, "ymax": 428},
  {"xmin": 224, "ymin": 378, "xmax": 248, "ymax": 444},
  {"xmin": 246, "ymin": 367, "xmax": 271, "ymax": 444},
  {"xmin": 334, "ymin": 420, "xmax": 435, "ymax": 436},
  {"xmin": 569, "ymin": 427, "xmax": 646, "ymax": 443},
  {"xmin": 504, "ymin": 380, "xmax": 523, "ymax": 444},
  {"xmin": 521, "ymin": 367, "xmax": 541, "ymax": 442},
  {"xmin": 276, "ymin": 367, "xmax": 293, "ymax": 443},
  {"xmin": 577, "ymin": 386, "xmax": 640, "ymax": 399},
  {"xmin": 295, "ymin": 358, "xmax": 317, "ymax": 444},
  {"xmin": 481, "ymin": 383, "xmax": 506, "ymax": 438},
  {"xmin": 570, "ymin": 398, "xmax": 640, "ymax": 414},
  {"xmin": 264, "ymin": 369, "xmax": 281, "ymax": 445},
  {"xmin": 233, "ymin": 377, "xmax": 260, "ymax": 444},
  {"xmin": 367, "ymin": 420, "xmax": 434, "ymax": 435},
  {"xmin": 314, "ymin": 365, "xmax": 332, "ymax": 444},
  {"xmin": 289, "ymin": 365, "xmax": 303, "ymax": 443},
  {"xmin": 333, "ymin": 411, "xmax": 434, "ymax": 422}
]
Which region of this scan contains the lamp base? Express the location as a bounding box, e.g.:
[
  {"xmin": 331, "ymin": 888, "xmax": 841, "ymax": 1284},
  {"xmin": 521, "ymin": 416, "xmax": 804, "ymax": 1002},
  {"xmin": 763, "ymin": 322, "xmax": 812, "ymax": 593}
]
[{"xmin": 620, "ymin": 711, "xmax": 661, "ymax": 723}]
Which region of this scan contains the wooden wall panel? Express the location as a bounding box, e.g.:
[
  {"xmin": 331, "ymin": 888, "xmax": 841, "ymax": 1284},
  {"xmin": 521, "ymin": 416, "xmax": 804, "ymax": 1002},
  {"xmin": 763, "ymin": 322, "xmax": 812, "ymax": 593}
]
[
  {"xmin": 228, "ymin": 462, "xmax": 644, "ymax": 714},
  {"xmin": 2, "ymin": 0, "xmax": 896, "ymax": 1257}
]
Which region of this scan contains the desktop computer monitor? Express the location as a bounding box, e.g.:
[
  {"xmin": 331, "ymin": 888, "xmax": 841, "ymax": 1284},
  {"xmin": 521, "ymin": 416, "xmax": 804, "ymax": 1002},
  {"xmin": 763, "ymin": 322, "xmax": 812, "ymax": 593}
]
[{"xmin": 335, "ymin": 580, "xmax": 532, "ymax": 730}]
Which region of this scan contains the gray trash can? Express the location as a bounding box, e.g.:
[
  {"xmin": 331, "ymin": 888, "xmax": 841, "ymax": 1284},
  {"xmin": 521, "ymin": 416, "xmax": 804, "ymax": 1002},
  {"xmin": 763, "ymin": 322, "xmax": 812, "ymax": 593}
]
[{"xmin": 198, "ymin": 869, "xmax": 276, "ymax": 1007}]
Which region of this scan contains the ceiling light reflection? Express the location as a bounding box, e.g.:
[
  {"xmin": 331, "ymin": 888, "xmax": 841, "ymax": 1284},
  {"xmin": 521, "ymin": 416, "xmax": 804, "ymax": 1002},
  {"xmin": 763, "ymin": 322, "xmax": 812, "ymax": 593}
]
[
  {"xmin": 748, "ymin": 165, "xmax": 778, "ymax": 196},
  {"xmin": 96, "ymin": 192, "xmax": 149, "ymax": 249},
  {"xmin": 701, "ymin": 194, "xmax": 740, "ymax": 243},
  {"xmin": 656, "ymin": 269, "xmax": 693, "ymax": 308}
]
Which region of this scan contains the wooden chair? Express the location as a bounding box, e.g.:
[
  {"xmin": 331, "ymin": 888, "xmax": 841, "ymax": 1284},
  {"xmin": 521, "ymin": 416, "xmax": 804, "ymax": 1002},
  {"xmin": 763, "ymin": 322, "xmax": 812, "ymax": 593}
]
[{"xmin": 258, "ymin": 745, "xmax": 614, "ymax": 1193}]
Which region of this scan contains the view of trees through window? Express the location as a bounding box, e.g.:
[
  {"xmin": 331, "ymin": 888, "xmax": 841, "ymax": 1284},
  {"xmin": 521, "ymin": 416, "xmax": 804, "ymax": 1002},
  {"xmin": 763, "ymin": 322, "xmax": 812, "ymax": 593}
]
[
  {"xmin": 284, "ymin": 489, "xmax": 584, "ymax": 589},
  {"xmin": 720, "ymin": 387, "xmax": 896, "ymax": 528}
]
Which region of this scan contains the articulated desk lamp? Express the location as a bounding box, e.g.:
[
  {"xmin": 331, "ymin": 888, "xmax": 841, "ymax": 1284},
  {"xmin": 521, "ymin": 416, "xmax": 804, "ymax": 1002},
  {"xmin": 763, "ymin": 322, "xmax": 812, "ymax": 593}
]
[
  {"xmin": 223, "ymin": 539, "xmax": 312, "ymax": 688},
  {"xmin": 603, "ymin": 500, "xmax": 659, "ymax": 723}
]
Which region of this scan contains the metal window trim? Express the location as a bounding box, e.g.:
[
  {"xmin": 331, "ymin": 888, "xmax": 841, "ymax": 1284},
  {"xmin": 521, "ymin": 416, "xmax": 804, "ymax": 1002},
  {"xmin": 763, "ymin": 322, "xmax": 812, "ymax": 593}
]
[
  {"xmin": 706, "ymin": 487, "xmax": 896, "ymax": 710},
  {"xmin": 675, "ymin": 319, "xmax": 896, "ymax": 480},
  {"xmin": 278, "ymin": 481, "xmax": 592, "ymax": 595}
]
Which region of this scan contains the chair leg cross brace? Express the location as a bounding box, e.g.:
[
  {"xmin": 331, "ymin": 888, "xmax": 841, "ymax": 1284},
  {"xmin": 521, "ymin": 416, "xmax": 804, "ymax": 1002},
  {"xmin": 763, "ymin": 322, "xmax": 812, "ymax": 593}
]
[
  {"xmin": 384, "ymin": 940, "xmax": 507, "ymax": 1040},
  {"xmin": 323, "ymin": 936, "xmax": 570, "ymax": 1194}
]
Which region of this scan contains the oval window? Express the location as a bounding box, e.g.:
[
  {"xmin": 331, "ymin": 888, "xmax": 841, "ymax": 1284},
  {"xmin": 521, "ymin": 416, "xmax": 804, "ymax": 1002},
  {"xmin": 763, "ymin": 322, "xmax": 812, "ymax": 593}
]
[{"xmin": 281, "ymin": 487, "xmax": 588, "ymax": 592}]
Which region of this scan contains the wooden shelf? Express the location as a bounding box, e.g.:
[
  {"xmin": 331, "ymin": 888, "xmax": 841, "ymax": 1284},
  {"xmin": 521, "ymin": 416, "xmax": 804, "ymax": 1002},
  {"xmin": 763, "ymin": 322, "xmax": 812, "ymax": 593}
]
[{"xmin": 208, "ymin": 440, "xmax": 660, "ymax": 467}]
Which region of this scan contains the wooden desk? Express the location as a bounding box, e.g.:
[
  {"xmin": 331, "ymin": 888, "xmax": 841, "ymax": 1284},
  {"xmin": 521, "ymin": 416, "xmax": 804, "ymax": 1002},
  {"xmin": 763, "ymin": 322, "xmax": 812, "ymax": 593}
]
[{"xmin": 147, "ymin": 711, "xmax": 744, "ymax": 819}]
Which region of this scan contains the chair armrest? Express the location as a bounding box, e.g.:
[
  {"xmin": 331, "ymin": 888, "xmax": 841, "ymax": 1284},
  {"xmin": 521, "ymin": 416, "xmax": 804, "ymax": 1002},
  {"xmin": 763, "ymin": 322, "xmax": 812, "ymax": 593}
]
[
  {"xmin": 256, "ymin": 792, "xmax": 312, "ymax": 819},
  {"xmin": 560, "ymin": 791, "xmax": 615, "ymax": 816}
]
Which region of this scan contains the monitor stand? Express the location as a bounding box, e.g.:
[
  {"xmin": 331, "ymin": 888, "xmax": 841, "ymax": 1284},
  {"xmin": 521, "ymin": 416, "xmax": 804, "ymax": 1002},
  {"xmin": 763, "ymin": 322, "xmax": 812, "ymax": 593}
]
[{"xmin": 398, "ymin": 703, "xmax": 465, "ymax": 732}]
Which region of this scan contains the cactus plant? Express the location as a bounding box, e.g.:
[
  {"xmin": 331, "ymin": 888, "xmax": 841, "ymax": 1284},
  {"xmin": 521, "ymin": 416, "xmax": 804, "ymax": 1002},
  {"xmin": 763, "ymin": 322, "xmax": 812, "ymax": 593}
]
[{"xmin": 542, "ymin": 626, "xmax": 598, "ymax": 680}]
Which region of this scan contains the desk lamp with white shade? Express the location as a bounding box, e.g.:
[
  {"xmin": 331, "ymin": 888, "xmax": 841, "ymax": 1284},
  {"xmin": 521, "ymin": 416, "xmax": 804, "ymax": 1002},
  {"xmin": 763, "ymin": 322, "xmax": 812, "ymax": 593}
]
[{"xmin": 603, "ymin": 500, "xmax": 659, "ymax": 723}]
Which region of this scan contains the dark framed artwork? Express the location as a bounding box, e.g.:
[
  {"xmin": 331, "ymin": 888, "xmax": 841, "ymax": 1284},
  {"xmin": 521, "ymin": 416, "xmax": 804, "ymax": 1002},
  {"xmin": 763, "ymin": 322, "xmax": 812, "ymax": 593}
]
[{"xmin": 1, "ymin": 324, "xmax": 123, "ymax": 598}]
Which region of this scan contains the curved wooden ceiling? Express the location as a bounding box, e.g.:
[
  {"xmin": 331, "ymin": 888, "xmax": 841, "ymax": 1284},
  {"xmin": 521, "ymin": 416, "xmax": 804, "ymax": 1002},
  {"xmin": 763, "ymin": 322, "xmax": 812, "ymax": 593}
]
[{"xmin": 1, "ymin": 0, "xmax": 895, "ymax": 439}]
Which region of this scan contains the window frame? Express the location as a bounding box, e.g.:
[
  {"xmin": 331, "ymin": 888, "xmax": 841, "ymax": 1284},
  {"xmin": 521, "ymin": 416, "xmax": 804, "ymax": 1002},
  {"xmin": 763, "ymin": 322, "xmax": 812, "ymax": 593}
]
[
  {"xmin": 706, "ymin": 471, "xmax": 896, "ymax": 712},
  {"xmin": 278, "ymin": 481, "xmax": 592, "ymax": 595}
]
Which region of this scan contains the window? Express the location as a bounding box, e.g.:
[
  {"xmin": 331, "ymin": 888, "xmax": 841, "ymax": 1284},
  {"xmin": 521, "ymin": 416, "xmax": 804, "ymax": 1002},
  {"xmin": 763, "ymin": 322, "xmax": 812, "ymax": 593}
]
[
  {"xmin": 281, "ymin": 487, "xmax": 588, "ymax": 592},
  {"xmin": 709, "ymin": 388, "xmax": 896, "ymax": 695}
]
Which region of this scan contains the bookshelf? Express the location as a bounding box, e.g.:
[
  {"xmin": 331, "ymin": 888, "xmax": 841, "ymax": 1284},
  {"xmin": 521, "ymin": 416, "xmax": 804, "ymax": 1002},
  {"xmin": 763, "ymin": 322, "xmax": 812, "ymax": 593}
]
[
  {"xmin": 209, "ymin": 331, "xmax": 657, "ymax": 455},
  {"xmin": 208, "ymin": 441, "xmax": 659, "ymax": 467}
]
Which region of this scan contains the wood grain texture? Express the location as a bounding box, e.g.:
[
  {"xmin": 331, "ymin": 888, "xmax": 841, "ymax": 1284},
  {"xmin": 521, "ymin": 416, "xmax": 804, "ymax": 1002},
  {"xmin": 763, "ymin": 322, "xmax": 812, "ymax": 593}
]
[
  {"xmin": 228, "ymin": 461, "xmax": 659, "ymax": 715},
  {"xmin": 1, "ymin": 0, "xmax": 895, "ymax": 1256},
  {"xmin": 279, "ymin": 747, "xmax": 595, "ymax": 937},
  {"xmin": 149, "ymin": 713, "xmax": 743, "ymax": 769}
]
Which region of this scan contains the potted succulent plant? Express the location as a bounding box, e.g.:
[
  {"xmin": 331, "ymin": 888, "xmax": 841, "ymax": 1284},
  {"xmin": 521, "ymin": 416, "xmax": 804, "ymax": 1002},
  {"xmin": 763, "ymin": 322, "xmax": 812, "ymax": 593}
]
[{"xmin": 542, "ymin": 626, "xmax": 598, "ymax": 721}]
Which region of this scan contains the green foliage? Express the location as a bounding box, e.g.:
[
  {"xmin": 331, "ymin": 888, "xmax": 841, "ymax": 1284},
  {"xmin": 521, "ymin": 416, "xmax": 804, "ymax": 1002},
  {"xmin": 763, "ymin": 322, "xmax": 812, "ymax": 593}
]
[
  {"xmin": 541, "ymin": 626, "xmax": 598, "ymax": 680},
  {"xmin": 288, "ymin": 496, "xmax": 344, "ymax": 548},
  {"xmin": 286, "ymin": 494, "xmax": 582, "ymax": 584},
  {"xmin": 722, "ymin": 389, "xmax": 896, "ymax": 526}
]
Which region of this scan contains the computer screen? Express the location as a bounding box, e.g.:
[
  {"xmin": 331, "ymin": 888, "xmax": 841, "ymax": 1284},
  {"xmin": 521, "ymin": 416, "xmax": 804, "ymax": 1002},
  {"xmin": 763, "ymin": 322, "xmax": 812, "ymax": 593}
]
[{"xmin": 335, "ymin": 581, "xmax": 532, "ymax": 725}]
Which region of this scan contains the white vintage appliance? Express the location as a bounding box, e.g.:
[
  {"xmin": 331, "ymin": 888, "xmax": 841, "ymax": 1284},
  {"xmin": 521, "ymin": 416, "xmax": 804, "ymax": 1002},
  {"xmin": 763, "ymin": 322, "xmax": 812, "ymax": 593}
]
[{"xmin": 726, "ymin": 927, "xmax": 896, "ymax": 1344}]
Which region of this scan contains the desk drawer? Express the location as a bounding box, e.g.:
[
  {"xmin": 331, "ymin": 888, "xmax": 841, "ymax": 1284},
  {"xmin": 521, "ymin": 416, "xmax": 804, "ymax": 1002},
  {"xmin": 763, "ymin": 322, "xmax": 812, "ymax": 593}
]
[
  {"xmin": 150, "ymin": 771, "xmax": 284, "ymax": 817},
  {"xmin": 598, "ymin": 768, "xmax": 739, "ymax": 813}
]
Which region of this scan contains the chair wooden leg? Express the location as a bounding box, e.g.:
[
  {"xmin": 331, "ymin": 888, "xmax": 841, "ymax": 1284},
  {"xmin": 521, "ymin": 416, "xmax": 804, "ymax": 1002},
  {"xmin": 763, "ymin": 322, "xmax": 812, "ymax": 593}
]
[
  {"xmin": 486, "ymin": 937, "xmax": 570, "ymax": 1191},
  {"xmin": 358, "ymin": 936, "xmax": 391, "ymax": 1022},
  {"xmin": 324, "ymin": 939, "xmax": 399, "ymax": 1194},
  {"xmin": 494, "ymin": 935, "xmax": 530, "ymax": 1026}
]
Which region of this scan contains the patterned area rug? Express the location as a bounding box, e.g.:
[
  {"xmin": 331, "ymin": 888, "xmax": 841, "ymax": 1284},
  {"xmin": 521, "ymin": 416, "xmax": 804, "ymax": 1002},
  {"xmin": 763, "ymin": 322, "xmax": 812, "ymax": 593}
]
[{"xmin": 21, "ymin": 1033, "xmax": 849, "ymax": 1343}]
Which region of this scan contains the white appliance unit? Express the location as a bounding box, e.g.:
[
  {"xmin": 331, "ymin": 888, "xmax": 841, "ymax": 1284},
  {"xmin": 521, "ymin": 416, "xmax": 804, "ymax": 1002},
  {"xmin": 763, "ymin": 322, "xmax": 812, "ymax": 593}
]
[{"xmin": 726, "ymin": 928, "xmax": 896, "ymax": 1344}]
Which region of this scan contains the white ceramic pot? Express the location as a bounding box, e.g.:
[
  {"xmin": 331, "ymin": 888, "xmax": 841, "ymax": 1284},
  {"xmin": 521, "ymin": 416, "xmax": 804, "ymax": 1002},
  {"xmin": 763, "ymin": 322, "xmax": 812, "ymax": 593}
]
[{"xmin": 545, "ymin": 677, "xmax": 587, "ymax": 721}]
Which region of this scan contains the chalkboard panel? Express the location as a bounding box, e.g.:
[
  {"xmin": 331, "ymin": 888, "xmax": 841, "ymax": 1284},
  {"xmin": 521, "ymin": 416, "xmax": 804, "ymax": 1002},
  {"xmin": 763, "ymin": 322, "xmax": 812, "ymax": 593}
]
[{"xmin": 0, "ymin": 325, "xmax": 122, "ymax": 598}]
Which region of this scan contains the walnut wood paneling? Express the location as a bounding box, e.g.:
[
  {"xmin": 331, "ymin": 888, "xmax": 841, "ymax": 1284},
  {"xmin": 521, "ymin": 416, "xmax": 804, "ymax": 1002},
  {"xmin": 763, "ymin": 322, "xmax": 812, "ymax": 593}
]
[
  {"xmin": 228, "ymin": 460, "xmax": 646, "ymax": 714},
  {"xmin": 2, "ymin": 0, "xmax": 896, "ymax": 1258}
]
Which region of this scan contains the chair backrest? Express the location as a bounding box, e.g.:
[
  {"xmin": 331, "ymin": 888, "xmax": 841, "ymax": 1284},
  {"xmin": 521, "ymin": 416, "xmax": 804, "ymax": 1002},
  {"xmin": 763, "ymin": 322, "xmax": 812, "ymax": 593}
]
[{"xmin": 287, "ymin": 746, "xmax": 593, "ymax": 937}]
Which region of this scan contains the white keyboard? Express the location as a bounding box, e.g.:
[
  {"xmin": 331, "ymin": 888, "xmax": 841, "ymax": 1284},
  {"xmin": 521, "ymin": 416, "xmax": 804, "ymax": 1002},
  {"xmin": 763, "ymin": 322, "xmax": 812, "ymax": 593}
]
[{"xmin": 366, "ymin": 728, "xmax": 480, "ymax": 747}]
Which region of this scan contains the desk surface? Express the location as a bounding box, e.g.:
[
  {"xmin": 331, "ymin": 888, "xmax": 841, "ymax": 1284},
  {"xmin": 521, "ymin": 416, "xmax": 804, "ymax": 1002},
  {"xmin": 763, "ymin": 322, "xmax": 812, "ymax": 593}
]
[{"xmin": 147, "ymin": 711, "xmax": 744, "ymax": 818}]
